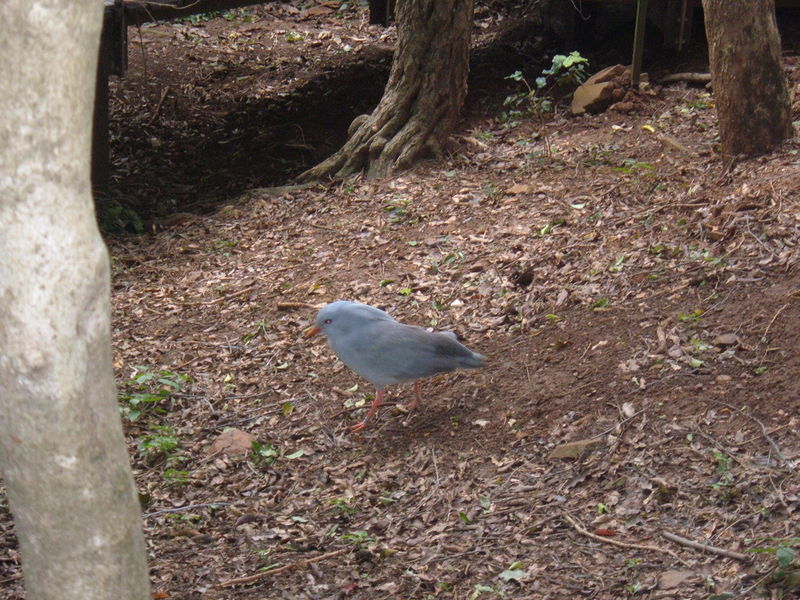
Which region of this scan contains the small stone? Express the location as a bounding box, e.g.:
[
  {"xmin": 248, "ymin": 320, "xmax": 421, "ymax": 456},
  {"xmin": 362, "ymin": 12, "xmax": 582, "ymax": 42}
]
[
  {"xmin": 584, "ymin": 64, "xmax": 628, "ymax": 85},
  {"xmin": 571, "ymin": 81, "xmax": 617, "ymax": 115},
  {"xmin": 667, "ymin": 345, "xmax": 683, "ymax": 359},
  {"xmin": 207, "ymin": 428, "xmax": 255, "ymax": 456},
  {"xmin": 548, "ymin": 438, "xmax": 602, "ymax": 459},
  {"xmin": 713, "ymin": 333, "xmax": 739, "ymax": 347}
]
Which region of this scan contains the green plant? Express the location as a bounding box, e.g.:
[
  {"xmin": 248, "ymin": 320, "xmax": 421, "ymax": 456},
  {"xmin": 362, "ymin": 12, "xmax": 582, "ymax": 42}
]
[
  {"xmin": 501, "ymin": 51, "xmax": 589, "ymax": 121},
  {"xmin": 251, "ymin": 441, "xmax": 279, "ymax": 464},
  {"xmin": 163, "ymin": 468, "xmax": 190, "ymax": 486},
  {"xmin": 242, "ymin": 318, "xmax": 269, "ymax": 344},
  {"xmin": 625, "ymin": 581, "xmax": 643, "ymax": 596},
  {"xmin": 137, "ymin": 425, "xmax": 180, "ymax": 460},
  {"xmin": 677, "ymin": 309, "xmax": 703, "ymax": 324},
  {"xmin": 182, "ymin": 11, "xmax": 223, "ymax": 24},
  {"xmin": 329, "ymin": 496, "xmax": 357, "ymax": 516},
  {"xmin": 709, "ymin": 450, "xmax": 736, "ymax": 501},
  {"xmin": 98, "ymin": 201, "xmax": 145, "ymax": 233},
  {"xmin": 118, "ymin": 366, "xmax": 189, "ymax": 422},
  {"xmin": 748, "ymin": 538, "xmax": 800, "ymax": 591},
  {"xmin": 614, "ymin": 158, "xmax": 654, "ymax": 175},
  {"xmin": 341, "ymin": 530, "xmax": 375, "ymax": 548}
]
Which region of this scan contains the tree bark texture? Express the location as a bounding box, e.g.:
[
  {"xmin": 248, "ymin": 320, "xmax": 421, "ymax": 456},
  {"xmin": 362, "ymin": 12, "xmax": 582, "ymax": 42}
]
[
  {"xmin": 299, "ymin": 0, "xmax": 474, "ymax": 181},
  {"xmin": 702, "ymin": 0, "xmax": 792, "ymax": 157},
  {"xmin": 0, "ymin": 3, "xmax": 151, "ymax": 599}
]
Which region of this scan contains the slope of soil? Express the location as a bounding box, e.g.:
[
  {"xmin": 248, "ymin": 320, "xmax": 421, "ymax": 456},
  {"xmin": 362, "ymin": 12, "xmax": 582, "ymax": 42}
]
[{"xmin": 2, "ymin": 3, "xmax": 800, "ymax": 600}]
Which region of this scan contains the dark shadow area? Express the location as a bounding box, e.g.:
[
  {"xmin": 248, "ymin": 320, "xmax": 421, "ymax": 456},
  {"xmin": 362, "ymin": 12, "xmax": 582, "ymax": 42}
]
[{"xmin": 103, "ymin": 46, "xmax": 392, "ymax": 231}]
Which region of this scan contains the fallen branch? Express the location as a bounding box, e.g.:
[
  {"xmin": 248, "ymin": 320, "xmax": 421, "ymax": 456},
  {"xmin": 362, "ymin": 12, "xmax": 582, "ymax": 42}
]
[
  {"xmin": 661, "ymin": 531, "xmax": 751, "ymax": 563},
  {"xmin": 562, "ymin": 513, "xmax": 691, "ymax": 567},
  {"xmin": 659, "ymin": 72, "xmax": 711, "ymax": 84},
  {"xmin": 218, "ymin": 548, "xmax": 349, "ymax": 587}
]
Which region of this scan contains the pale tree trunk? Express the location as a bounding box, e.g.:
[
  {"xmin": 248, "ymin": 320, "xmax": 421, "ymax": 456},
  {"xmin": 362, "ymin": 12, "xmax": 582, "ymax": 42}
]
[
  {"xmin": 0, "ymin": 3, "xmax": 150, "ymax": 599},
  {"xmin": 702, "ymin": 0, "xmax": 792, "ymax": 157},
  {"xmin": 299, "ymin": 0, "xmax": 474, "ymax": 181}
]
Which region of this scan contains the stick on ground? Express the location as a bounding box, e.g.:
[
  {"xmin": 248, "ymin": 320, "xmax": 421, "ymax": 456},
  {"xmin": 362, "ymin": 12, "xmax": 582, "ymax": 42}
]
[
  {"xmin": 661, "ymin": 531, "xmax": 751, "ymax": 563},
  {"xmin": 562, "ymin": 513, "xmax": 691, "ymax": 567}
]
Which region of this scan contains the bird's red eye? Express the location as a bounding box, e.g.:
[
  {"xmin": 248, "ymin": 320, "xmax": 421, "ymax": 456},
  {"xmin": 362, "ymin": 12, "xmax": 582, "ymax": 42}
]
[{"xmin": 324, "ymin": 319, "xmax": 332, "ymax": 324}]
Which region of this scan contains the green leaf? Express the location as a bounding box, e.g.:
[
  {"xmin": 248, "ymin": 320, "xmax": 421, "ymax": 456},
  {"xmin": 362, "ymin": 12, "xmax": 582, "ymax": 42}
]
[
  {"xmin": 499, "ymin": 569, "xmax": 527, "ymax": 582},
  {"xmin": 470, "ymin": 584, "xmax": 495, "ymax": 600},
  {"xmin": 281, "ymin": 401, "xmax": 294, "ymax": 416},
  {"xmin": 398, "ymin": 287, "xmax": 413, "ymax": 296},
  {"xmin": 777, "ymin": 546, "xmax": 795, "ymax": 568},
  {"xmin": 285, "ymin": 450, "xmax": 304, "ymax": 460},
  {"xmin": 458, "ymin": 511, "xmax": 472, "ymax": 524}
]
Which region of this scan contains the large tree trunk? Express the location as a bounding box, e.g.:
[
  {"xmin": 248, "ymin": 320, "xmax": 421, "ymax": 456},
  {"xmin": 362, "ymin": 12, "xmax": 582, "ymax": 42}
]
[
  {"xmin": 702, "ymin": 0, "xmax": 792, "ymax": 157},
  {"xmin": 0, "ymin": 3, "xmax": 150, "ymax": 599},
  {"xmin": 299, "ymin": 0, "xmax": 474, "ymax": 181}
]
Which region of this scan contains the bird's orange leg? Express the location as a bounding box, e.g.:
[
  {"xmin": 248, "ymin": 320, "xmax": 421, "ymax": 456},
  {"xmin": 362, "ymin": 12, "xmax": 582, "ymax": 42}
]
[
  {"xmin": 351, "ymin": 389, "xmax": 384, "ymax": 432},
  {"xmin": 405, "ymin": 381, "xmax": 423, "ymax": 411}
]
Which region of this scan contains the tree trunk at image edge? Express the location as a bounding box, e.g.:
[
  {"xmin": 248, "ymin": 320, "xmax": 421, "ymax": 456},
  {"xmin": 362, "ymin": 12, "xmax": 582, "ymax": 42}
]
[
  {"xmin": 702, "ymin": 0, "xmax": 792, "ymax": 158},
  {"xmin": 0, "ymin": 3, "xmax": 150, "ymax": 599},
  {"xmin": 299, "ymin": 0, "xmax": 474, "ymax": 181}
]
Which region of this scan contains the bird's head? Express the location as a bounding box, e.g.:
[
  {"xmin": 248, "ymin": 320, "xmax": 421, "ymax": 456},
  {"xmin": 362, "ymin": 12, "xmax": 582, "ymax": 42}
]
[{"xmin": 304, "ymin": 300, "xmax": 391, "ymax": 339}]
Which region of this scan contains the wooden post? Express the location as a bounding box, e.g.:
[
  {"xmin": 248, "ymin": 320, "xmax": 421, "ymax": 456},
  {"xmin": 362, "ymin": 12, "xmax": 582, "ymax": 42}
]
[{"xmin": 631, "ymin": 0, "xmax": 648, "ymax": 86}]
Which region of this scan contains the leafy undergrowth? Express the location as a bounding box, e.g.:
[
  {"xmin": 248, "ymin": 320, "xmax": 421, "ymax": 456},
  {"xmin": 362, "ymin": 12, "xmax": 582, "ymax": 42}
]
[{"xmin": 2, "ymin": 4, "xmax": 800, "ymax": 600}]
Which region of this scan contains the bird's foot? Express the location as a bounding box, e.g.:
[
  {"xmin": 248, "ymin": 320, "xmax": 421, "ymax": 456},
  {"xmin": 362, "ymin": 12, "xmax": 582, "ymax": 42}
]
[
  {"xmin": 398, "ymin": 400, "xmax": 420, "ymax": 413},
  {"xmin": 350, "ymin": 421, "xmax": 368, "ymax": 432}
]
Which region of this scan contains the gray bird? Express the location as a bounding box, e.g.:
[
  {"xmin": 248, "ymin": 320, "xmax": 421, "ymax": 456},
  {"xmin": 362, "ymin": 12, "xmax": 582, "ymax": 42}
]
[{"xmin": 306, "ymin": 300, "xmax": 486, "ymax": 431}]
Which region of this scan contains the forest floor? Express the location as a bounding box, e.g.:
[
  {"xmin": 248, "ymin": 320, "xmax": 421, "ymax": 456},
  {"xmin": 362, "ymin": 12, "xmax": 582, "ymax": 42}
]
[{"xmin": 3, "ymin": 2, "xmax": 800, "ymax": 599}]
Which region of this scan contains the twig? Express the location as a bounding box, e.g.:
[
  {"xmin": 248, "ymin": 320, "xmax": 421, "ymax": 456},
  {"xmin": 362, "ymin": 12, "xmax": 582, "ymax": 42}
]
[
  {"xmin": 562, "ymin": 512, "xmax": 691, "ymax": 567},
  {"xmin": 218, "ymin": 548, "xmax": 348, "ymax": 587},
  {"xmin": 146, "ymin": 86, "xmax": 170, "ymax": 126},
  {"xmin": 762, "ymin": 302, "xmax": 790, "ymax": 343},
  {"xmin": 704, "ymin": 399, "xmax": 790, "ymax": 467},
  {"xmin": 143, "ymin": 502, "xmax": 229, "ymax": 518},
  {"xmin": 661, "ymin": 531, "xmax": 751, "ymax": 563}
]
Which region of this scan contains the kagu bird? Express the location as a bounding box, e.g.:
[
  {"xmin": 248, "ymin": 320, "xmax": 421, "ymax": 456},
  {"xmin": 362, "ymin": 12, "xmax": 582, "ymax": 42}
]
[{"xmin": 306, "ymin": 300, "xmax": 487, "ymax": 432}]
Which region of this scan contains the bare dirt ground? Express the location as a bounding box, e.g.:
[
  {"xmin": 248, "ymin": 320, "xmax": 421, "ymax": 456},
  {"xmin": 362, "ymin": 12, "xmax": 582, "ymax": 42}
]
[{"xmin": 2, "ymin": 2, "xmax": 800, "ymax": 599}]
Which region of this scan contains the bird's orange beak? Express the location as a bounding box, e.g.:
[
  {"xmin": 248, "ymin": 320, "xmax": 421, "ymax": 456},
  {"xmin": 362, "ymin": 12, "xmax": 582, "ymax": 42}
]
[{"xmin": 304, "ymin": 325, "xmax": 321, "ymax": 339}]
